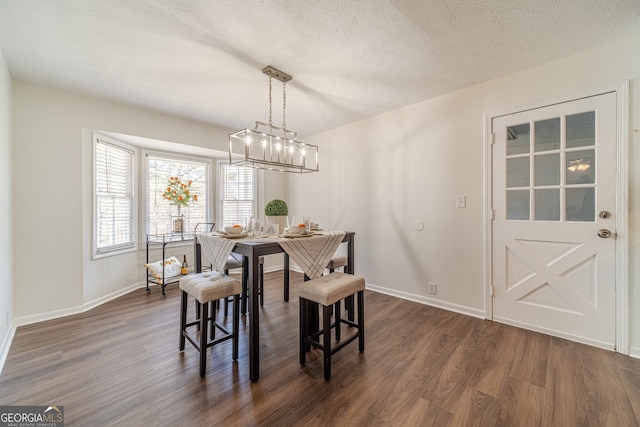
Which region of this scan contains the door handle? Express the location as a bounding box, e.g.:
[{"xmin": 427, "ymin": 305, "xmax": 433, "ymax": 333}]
[{"xmin": 597, "ymin": 229, "xmax": 612, "ymax": 238}]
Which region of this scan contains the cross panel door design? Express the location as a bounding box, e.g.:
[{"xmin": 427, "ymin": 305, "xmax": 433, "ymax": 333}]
[{"xmin": 492, "ymin": 92, "xmax": 617, "ymax": 349}]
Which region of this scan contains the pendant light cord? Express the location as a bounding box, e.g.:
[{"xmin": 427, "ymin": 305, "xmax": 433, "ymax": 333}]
[
  {"xmin": 282, "ymin": 81, "xmax": 287, "ymax": 132},
  {"xmin": 268, "ymin": 75, "xmax": 273, "ymax": 132}
]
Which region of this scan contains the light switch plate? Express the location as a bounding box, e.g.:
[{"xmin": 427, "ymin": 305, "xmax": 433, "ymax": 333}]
[{"xmin": 456, "ymin": 195, "xmax": 466, "ymax": 208}]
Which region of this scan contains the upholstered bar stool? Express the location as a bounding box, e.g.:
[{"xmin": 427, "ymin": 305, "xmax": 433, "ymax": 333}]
[
  {"xmin": 222, "ymin": 255, "xmax": 265, "ymax": 315},
  {"xmin": 298, "ymin": 272, "xmax": 365, "ymax": 380},
  {"xmin": 179, "ymin": 271, "xmax": 241, "ymax": 377},
  {"xmin": 222, "ymin": 253, "xmax": 245, "ymax": 316},
  {"xmin": 198, "ymin": 254, "xmax": 245, "ymax": 318},
  {"xmin": 326, "ymin": 255, "xmax": 350, "ymax": 318},
  {"xmin": 326, "ymin": 255, "xmax": 348, "ymax": 273}
]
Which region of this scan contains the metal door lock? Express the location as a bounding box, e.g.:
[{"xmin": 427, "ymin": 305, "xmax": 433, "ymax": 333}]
[{"xmin": 597, "ymin": 229, "xmax": 612, "ymax": 238}]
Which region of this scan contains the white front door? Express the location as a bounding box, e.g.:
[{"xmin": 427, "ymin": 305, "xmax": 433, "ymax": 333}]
[{"xmin": 491, "ymin": 92, "xmax": 617, "ymax": 349}]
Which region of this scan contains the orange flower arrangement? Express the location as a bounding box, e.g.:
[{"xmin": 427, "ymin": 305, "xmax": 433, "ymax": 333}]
[{"xmin": 162, "ymin": 176, "xmax": 198, "ymax": 208}]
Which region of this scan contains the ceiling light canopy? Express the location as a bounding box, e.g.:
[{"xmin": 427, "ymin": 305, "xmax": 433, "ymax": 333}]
[{"xmin": 229, "ymin": 66, "xmax": 319, "ymax": 174}]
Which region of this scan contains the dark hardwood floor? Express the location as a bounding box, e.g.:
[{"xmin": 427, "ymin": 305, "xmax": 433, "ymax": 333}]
[{"xmin": 1, "ymin": 271, "xmax": 639, "ymax": 426}]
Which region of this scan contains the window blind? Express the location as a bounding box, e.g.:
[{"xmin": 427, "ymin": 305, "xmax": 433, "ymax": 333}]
[
  {"xmin": 219, "ymin": 163, "xmax": 256, "ymax": 228},
  {"xmin": 95, "ymin": 139, "xmax": 135, "ymax": 254}
]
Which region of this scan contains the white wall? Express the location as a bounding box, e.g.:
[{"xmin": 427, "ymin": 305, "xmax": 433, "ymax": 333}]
[
  {"xmin": 6, "ymin": 34, "xmax": 640, "ymax": 356},
  {"xmin": 11, "ymin": 81, "xmax": 285, "ymax": 323},
  {"xmin": 0, "ymin": 49, "xmax": 14, "ymax": 367},
  {"xmin": 291, "ymin": 35, "xmax": 640, "ymax": 354}
]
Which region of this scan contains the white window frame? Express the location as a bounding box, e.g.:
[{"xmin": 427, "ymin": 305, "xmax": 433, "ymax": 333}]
[
  {"xmin": 143, "ymin": 150, "xmax": 213, "ymax": 239},
  {"xmin": 93, "ymin": 133, "xmax": 137, "ymax": 259},
  {"xmin": 217, "ymin": 160, "xmax": 257, "ymax": 229}
]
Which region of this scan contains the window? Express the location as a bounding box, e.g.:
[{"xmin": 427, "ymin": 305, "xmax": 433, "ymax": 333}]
[
  {"xmin": 218, "ymin": 162, "xmax": 256, "ymax": 228},
  {"xmin": 505, "ymin": 112, "xmax": 597, "ymax": 222},
  {"xmin": 94, "ymin": 137, "xmax": 136, "ymax": 256},
  {"xmin": 147, "ymin": 154, "xmax": 208, "ymax": 236}
]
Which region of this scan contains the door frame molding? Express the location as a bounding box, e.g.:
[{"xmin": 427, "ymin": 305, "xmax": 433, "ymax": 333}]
[{"xmin": 483, "ymin": 81, "xmax": 630, "ymax": 354}]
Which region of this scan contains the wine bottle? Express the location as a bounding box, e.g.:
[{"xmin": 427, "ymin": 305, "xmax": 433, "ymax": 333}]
[{"xmin": 181, "ymin": 255, "xmax": 189, "ymax": 275}]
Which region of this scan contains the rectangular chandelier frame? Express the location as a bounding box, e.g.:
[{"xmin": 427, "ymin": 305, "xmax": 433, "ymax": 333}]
[{"xmin": 229, "ymin": 121, "xmax": 319, "ymax": 174}]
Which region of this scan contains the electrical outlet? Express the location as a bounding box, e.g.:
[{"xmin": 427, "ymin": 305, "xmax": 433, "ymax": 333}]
[{"xmin": 428, "ymin": 282, "xmax": 437, "ymax": 295}]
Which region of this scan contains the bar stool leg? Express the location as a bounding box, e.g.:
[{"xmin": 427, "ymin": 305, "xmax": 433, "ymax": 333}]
[
  {"xmin": 199, "ymin": 301, "xmax": 209, "ymax": 377},
  {"xmin": 241, "ymin": 257, "xmax": 249, "ymax": 315},
  {"xmin": 209, "ymin": 301, "xmax": 216, "ymax": 340},
  {"xmin": 299, "ymin": 297, "xmax": 307, "ymax": 365},
  {"xmin": 358, "ymin": 290, "xmax": 365, "ymax": 352},
  {"xmin": 195, "ymin": 301, "xmax": 201, "ymax": 331},
  {"xmin": 346, "ymin": 295, "xmax": 354, "ymax": 321},
  {"xmin": 283, "ymin": 253, "xmax": 290, "ymax": 302},
  {"xmin": 232, "ymin": 294, "xmax": 240, "ymax": 360},
  {"xmin": 335, "ymin": 300, "xmax": 341, "ymax": 342},
  {"xmin": 223, "ymin": 268, "xmax": 230, "ymax": 317},
  {"xmin": 179, "ymin": 291, "xmax": 187, "ymax": 351},
  {"xmin": 323, "ymin": 304, "xmax": 332, "ymax": 380}
]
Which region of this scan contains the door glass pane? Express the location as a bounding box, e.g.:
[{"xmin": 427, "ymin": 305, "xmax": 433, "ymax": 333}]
[
  {"xmin": 535, "ymin": 118, "xmax": 560, "ymax": 152},
  {"xmin": 535, "ymin": 153, "xmax": 560, "ymax": 186},
  {"xmin": 535, "ymin": 189, "xmax": 560, "ymax": 221},
  {"xmin": 507, "ymin": 157, "xmax": 529, "ymax": 188},
  {"xmin": 567, "ymin": 111, "xmax": 595, "ymax": 148},
  {"xmin": 566, "ymin": 149, "xmax": 595, "ymax": 185},
  {"xmin": 507, "ymin": 123, "xmax": 530, "ymax": 155},
  {"xmin": 566, "ymin": 188, "xmax": 595, "ymax": 221},
  {"xmin": 507, "ymin": 190, "xmax": 529, "ymax": 220}
]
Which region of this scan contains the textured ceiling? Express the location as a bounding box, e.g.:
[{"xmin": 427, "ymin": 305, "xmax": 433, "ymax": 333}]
[{"xmin": 1, "ymin": 0, "xmax": 639, "ymax": 138}]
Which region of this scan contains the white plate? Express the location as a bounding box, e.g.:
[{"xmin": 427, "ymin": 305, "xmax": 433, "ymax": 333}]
[
  {"xmin": 218, "ymin": 232, "xmax": 248, "ymax": 239},
  {"xmin": 282, "ymin": 232, "xmax": 313, "ymax": 238}
]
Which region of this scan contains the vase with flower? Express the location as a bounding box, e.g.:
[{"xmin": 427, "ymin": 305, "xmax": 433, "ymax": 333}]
[{"xmin": 162, "ymin": 176, "xmax": 198, "ymax": 235}]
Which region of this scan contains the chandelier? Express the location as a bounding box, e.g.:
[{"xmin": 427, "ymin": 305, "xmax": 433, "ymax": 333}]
[{"xmin": 228, "ymin": 66, "xmax": 319, "ymax": 173}]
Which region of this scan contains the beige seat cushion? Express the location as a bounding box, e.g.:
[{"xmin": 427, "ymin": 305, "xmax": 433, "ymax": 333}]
[
  {"xmin": 179, "ymin": 271, "xmax": 242, "ymax": 304},
  {"xmin": 326, "ymin": 255, "xmax": 348, "ymax": 270},
  {"xmin": 298, "ymin": 272, "xmax": 365, "ymax": 306}
]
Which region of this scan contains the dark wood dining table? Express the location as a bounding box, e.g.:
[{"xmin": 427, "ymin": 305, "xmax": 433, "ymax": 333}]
[{"xmin": 194, "ymin": 231, "xmax": 355, "ymax": 382}]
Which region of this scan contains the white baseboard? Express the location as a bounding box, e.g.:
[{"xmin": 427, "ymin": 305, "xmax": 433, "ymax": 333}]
[
  {"xmin": 0, "ymin": 321, "xmax": 16, "ymax": 376},
  {"xmin": 264, "ymin": 266, "xmax": 485, "ymax": 320},
  {"xmin": 365, "ymin": 282, "xmax": 485, "ymax": 319},
  {"xmin": 630, "ymin": 346, "xmax": 640, "ymax": 359},
  {"xmin": 13, "ymin": 282, "xmax": 145, "ymax": 328},
  {"xmin": 288, "ymin": 272, "xmax": 485, "ymax": 319}
]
